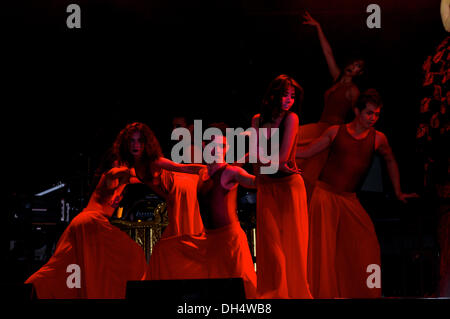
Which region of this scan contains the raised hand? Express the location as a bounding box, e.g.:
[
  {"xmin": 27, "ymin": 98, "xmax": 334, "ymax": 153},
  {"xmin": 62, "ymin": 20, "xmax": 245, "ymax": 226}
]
[
  {"xmin": 105, "ymin": 167, "xmax": 136, "ymax": 189},
  {"xmin": 94, "ymin": 166, "xmax": 136, "ymax": 207},
  {"xmin": 302, "ymin": 11, "xmax": 320, "ymax": 27}
]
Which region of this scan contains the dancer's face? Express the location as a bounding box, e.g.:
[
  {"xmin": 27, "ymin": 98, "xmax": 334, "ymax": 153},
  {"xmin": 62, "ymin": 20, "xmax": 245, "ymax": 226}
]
[
  {"xmin": 129, "ymin": 131, "xmax": 144, "ymax": 159},
  {"xmin": 356, "ymin": 102, "xmax": 381, "ymax": 129},
  {"xmin": 209, "ymin": 135, "xmax": 229, "ymax": 163},
  {"xmin": 343, "ymin": 60, "xmax": 364, "ymax": 78},
  {"xmin": 281, "ymin": 85, "xmax": 295, "ymax": 111}
]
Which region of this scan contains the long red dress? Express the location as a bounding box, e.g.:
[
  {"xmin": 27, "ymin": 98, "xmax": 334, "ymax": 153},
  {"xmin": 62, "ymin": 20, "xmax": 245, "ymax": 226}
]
[
  {"xmin": 255, "ymin": 113, "xmax": 312, "ymax": 299},
  {"xmin": 307, "ymin": 125, "xmax": 382, "ymax": 298},
  {"xmin": 25, "ymin": 200, "xmax": 148, "ymax": 299},
  {"xmin": 256, "ymin": 174, "xmax": 311, "ymax": 299}
]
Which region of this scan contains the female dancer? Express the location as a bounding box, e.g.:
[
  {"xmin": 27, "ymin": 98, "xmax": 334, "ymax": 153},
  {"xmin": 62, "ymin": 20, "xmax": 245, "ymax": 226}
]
[
  {"xmin": 297, "ymin": 11, "xmax": 365, "ymax": 201},
  {"xmin": 251, "ymin": 74, "xmax": 312, "ymax": 298},
  {"xmin": 112, "ymin": 122, "xmax": 204, "ymax": 237}
]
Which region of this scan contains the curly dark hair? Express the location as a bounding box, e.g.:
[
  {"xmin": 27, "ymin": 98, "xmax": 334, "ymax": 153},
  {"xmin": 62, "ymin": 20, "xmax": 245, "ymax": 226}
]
[
  {"xmin": 112, "ymin": 122, "xmax": 163, "ymax": 169},
  {"xmin": 260, "ymin": 74, "xmax": 304, "ymax": 125}
]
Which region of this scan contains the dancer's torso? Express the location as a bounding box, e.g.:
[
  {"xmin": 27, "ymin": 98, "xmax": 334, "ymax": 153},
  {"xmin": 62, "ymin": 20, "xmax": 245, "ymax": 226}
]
[
  {"xmin": 197, "ymin": 165, "xmax": 239, "ymax": 230},
  {"xmin": 258, "ymin": 112, "xmax": 298, "ymax": 178},
  {"xmin": 320, "ymin": 83, "xmax": 355, "ymax": 125},
  {"xmin": 319, "ymin": 124, "xmax": 375, "ymax": 193}
]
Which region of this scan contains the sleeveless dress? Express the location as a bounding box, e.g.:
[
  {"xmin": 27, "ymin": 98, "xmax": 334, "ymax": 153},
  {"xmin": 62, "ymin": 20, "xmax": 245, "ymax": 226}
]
[{"xmin": 255, "ymin": 113, "xmax": 312, "ymax": 299}]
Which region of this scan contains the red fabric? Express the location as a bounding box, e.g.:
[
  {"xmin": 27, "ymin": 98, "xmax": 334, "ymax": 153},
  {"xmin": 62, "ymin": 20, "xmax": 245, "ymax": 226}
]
[
  {"xmin": 147, "ymin": 222, "xmax": 257, "ymax": 299},
  {"xmin": 160, "ymin": 171, "xmax": 204, "ymax": 238},
  {"xmin": 307, "ymin": 181, "xmax": 381, "ymax": 298},
  {"xmin": 256, "ymin": 174, "xmax": 312, "ymax": 299},
  {"xmin": 297, "ymin": 82, "xmax": 356, "ymax": 201},
  {"xmin": 319, "ymin": 125, "xmax": 375, "ymax": 193},
  {"xmin": 320, "ymin": 83, "xmax": 355, "ymax": 125},
  {"xmin": 296, "ymin": 122, "xmax": 331, "ymax": 202},
  {"xmin": 25, "ymin": 203, "xmax": 147, "ymax": 299}
]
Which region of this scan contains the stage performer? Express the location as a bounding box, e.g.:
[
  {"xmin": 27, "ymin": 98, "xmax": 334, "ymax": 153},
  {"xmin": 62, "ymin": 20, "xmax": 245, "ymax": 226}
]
[
  {"xmin": 251, "ymin": 74, "xmax": 312, "ymax": 299},
  {"xmin": 25, "ymin": 166, "xmax": 148, "ymax": 299},
  {"xmin": 297, "ymin": 89, "xmax": 418, "ymax": 298},
  {"xmin": 297, "ymin": 11, "xmax": 366, "ymax": 202},
  {"xmin": 147, "ymin": 134, "xmax": 257, "ymax": 298},
  {"xmin": 111, "ymin": 122, "xmax": 204, "ymax": 237}
]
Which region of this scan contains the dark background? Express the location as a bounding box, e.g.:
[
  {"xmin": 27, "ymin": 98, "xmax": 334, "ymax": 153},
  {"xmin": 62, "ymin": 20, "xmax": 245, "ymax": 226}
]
[
  {"xmin": 2, "ymin": 0, "xmax": 446, "ymax": 195},
  {"xmin": 1, "ymin": 0, "xmax": 447, "ymax": 297}
]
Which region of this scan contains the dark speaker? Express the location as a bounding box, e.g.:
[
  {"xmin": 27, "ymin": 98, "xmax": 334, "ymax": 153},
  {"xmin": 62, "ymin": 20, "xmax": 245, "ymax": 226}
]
[{"xmin": 126, "ymin": 278, "xmax": 246, "ymax": 301}]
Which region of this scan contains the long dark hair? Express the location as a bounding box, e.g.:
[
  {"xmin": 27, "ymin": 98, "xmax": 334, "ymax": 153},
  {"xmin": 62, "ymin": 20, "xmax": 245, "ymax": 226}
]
[
  {"xmin": 260, "ymin": 74, "xmax": 304, "ymax": 125},
  {"xmin": 112, "ymin": 122, "xmax": 163, "ymax": 169}
]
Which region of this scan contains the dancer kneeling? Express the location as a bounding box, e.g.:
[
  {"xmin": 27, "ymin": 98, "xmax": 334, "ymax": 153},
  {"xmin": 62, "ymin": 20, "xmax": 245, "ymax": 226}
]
[{"xmin": 25, "ymin": 167, "xmax": 147, "ymax": 299}]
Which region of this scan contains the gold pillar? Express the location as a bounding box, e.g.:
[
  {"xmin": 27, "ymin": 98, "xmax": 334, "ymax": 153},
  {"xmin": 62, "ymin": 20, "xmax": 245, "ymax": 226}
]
[{"xmin": 111, "ymin": 202, "xmax": 168, "ymax": 262}]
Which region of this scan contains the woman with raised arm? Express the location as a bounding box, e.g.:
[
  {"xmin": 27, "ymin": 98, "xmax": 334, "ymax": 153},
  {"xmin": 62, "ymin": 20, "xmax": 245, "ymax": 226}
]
[
  {"xmin": 251, "ymin": 74, "xmax": 312, "ymax": 299},
  {"xmin": 297, "ymin": 11, "xmax": 366, "ymax": 201}
]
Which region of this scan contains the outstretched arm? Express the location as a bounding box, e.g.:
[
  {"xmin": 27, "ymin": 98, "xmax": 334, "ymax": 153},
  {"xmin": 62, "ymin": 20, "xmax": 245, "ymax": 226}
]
[
  {"xmin": 229, "ymin": 166, "xmax": 256, "ymax": 189},
  {"xmin": 153, "ymin": 157, "xmax": 206, "ymax": 174},
  {"xmin": 302, "ymin": 11, "xmax": 341, "ymax": 81},
  {"xmin": 376, "ymin": 132, "xmax": 419, "ymax": 203},
  {"xmin": 296, "ymin": 125, "xmax": 339, "ymax": 159}
]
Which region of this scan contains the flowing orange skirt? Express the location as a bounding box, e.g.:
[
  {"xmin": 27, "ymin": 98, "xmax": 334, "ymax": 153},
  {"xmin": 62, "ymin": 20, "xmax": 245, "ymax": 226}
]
[
  {"xmin": 160, "ymin": 171, "xmax": 204, "ymax": 238},
  {"xmin": 296, "ymin": 122, "xmax": 332, "ymax": 202},
  {"xmin": 256, "ymin": 174, "xmax": 311, "ymax": 299},
  {"xmin": 307, "ymin": 181, "xmax": 381, "ymax": 298},
  {"xmin": 25, "ymin": 209, "xmax": 147, "ymax": 299},
  {"xmin": 147, "ymin": 222, "xmax": 257, "ymax": 298}
]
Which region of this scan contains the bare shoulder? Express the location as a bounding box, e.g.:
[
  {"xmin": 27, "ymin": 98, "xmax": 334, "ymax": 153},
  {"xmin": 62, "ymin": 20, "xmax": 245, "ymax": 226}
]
[
  {"xmin": 375, "ymin": 130, "xmax": 388, "ymax": 143},
  {"xmin": 221, "ymin": 166, "xmax": 240, "ymax": 189},
  {"xmin": 325, "ymin": 124, "xmax": 340, "ymax": 135},
  {"xmin": 375, "ymin": 130, "xmax": 390, "ymax": 152},
  {"xmin": 285, "ymin": 111, "xmax": 299, "ymax": 123},
  {"xmin": 152, "ymin": 156, "xmax": 165, "ymax": 165}
]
